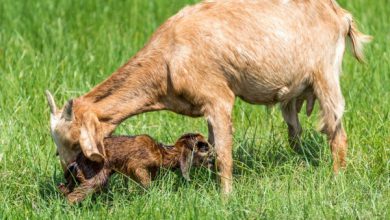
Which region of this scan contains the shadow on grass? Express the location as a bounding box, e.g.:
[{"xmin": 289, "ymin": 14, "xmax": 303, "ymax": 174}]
[
  {"xmin": 294, "ymin": 131, "xmax": 326, "ymax": 167},
  {"xmin": 38, "ymin": 169, "xmax": 65, "ymax": 201},
  {"xmin": 37, "ymin": 131, "xmax": 325, "ymax": 203},
  {"xmin": 37, "ymin": 168, "xmax": 214, "ymax": 206},
  {"xmin": 233, "ymin": 130, "xmax": 326, "ymax": 175},
  {"xmin": 37, "ymin": 170, "xmax": 118, "ymax": 207}
]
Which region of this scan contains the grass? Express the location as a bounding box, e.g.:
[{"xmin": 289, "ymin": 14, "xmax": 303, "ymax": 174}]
[{"xmin": 0, "ymin": 0, "xmax": 389, "ymax": 219}]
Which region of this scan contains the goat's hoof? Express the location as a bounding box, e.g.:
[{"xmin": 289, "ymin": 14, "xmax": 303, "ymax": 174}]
[{"xmin": 57, "ymin": 183, "xmax": 68, "ymax": 195}]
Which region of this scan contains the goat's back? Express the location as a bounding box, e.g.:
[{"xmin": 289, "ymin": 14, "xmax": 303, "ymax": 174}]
[
  {"xmin": 152, "ymin": 0, "xmax": 359, "ymax": 104},
  {"xmin": 103, "ymin": 135, "xmax": 162, "ymax": 169}
]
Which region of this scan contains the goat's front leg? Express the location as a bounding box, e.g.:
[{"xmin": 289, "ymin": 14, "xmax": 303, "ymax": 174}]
[
  {"xmin": 206, "ymin": 99, "xmax": 234, "ymax": 195},
  {"xmin": 66, "ymin": 169, "xmax": 110, "ymax": 204},
  {"xmin": 66, "ymin": 183, "xmax": 98, "ymax": 204},
  {"xmin": 281, "ymin": 99, "xmax": 303, "ymax": 151},
  {"xmin": 58, "ymin": 181, "xmax": 75, "ymax": 196},
  {"xmin": 58, "ymin": 163, "xmax": 79, "ymax": 196}
]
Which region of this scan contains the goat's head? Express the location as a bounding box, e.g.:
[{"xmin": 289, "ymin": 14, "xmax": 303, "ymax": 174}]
[
  {"xmin": 45, "ymin": 91, "xmax": 105, "ymax": 171},
  {"xmin": 175, "ymin": 133, "xmax": 215, "ymax": 181}
]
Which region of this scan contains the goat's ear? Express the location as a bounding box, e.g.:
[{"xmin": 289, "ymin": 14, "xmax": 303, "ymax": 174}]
[
  {"xmin": 61, "ymin": 100, "xmax": 74, "ymax": 121},
  {"xmin": 180, "ymin": 149, "xmax": 193, "ymax": 181},
  {"xmin": 45, "ymin": 90, "xmax": 57, "ymax": 115},
  {"xmin": 79, "ymin": 112, "xmax": 105, "ymax": 163}
]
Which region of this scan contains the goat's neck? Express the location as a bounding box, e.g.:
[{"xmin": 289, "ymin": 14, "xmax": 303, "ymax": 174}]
[
  {"xmin": 160, "ymin": 144, "xmax": 182, "ymax": 168},
  {"xmin": 77, "ymin": 50, "xmax": 168, "ymax": 135}
]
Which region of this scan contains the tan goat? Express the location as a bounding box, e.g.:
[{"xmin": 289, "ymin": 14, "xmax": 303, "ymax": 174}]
[{"xmin": 46, "ymin": 0, "xmax": 371, "ymax": 194}]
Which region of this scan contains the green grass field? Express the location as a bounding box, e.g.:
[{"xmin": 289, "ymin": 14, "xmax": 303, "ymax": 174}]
[{"xmin": 0, "ymin": 0, "xmax": 389, "ymax": 219}]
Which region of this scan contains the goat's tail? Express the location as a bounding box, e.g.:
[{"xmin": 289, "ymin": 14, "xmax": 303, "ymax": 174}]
[
  {"xmin": 330, "ymin": 0, "xmax": 372, "ymax": 63},
  {"xmin": 347, "ymin": 17, "xmax": 373, "ymax": 63}
]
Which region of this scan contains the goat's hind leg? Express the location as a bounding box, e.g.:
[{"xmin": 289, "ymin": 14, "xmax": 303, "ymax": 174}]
[
  {"xmin": 133, "ymin": 168, "xmax": 151, "ymax": 189},
  {"xmin": 313, "ymin": 71, "xmax": 348, "ymax": 173},
  {"xmin": 281, "ymin": 99, "xmax": 303, "ymax": 151}
]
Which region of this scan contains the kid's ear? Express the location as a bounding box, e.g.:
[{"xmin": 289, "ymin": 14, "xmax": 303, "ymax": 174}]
[{"xmin": 179, "ymin": 149, "xmax": 193, "ymax": 181}]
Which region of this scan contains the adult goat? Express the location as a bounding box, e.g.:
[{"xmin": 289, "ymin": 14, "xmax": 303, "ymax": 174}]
[{"xmin": 46, "ymin": 0, "xmax": 371, "ymax": 194}]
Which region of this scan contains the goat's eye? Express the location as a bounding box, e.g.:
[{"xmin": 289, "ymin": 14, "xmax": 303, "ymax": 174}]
[{"xmin": 197, "ymin": 142, "xmax": 209, "ymax": 152}]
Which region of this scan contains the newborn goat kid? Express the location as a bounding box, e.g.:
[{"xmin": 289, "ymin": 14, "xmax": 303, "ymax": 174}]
[{"xmin": 58, "ymin": 133, "xmax": 214, "ymax": 203}]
